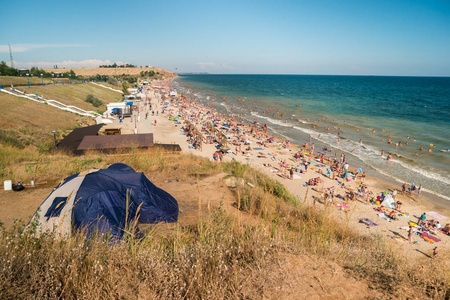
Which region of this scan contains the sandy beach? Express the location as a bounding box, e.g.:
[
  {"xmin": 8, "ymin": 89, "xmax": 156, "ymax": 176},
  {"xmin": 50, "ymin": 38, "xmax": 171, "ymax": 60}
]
[{"xmin": 105, "ymin": 82, "xmax": 450, "ymax": 262}]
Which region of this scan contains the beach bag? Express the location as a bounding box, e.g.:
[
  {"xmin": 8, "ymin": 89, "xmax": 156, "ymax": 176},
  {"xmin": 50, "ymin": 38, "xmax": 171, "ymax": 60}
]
[{"xmin": 12, "ymin": 182, "xmax": 25, "ymax": 191}]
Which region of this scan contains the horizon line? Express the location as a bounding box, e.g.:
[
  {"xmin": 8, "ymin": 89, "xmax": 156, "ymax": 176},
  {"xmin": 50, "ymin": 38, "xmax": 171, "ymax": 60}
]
[{"xmin": 176, "ymin": 73, "xmax": 450, "ymax": 78}]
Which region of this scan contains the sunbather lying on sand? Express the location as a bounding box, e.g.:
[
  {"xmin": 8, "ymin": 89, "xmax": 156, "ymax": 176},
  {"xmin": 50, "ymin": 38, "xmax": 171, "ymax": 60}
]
[{"xmin": 442, "ymin": 224, "xmax": 450, "ymax": 235}]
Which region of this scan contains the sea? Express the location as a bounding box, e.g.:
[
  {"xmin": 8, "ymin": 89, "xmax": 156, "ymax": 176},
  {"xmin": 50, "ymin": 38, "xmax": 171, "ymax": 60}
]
[{"xmin": 171, "ymin": 75, "xmax": 450, "ymax": 205}]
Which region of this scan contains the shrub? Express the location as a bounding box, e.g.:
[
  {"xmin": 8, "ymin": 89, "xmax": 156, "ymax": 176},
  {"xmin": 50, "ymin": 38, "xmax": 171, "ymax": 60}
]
[
  {"xmin": 85, "ymin": 94, "xmax": 103, "ymax": 107},
  {"xmin": 85, "ymin": 94, "xmax": 95, "ymax": 103},
  {"xmin": 91, "ymin": 98, "xmax": 103, "ymax": 107},
  {"xmin": 122, "ymin": 82, "xmax": 129, "ymax": 95},
  {"xmin": 107, "ymin": 76, "xmax": 118, "ymax": 85}
]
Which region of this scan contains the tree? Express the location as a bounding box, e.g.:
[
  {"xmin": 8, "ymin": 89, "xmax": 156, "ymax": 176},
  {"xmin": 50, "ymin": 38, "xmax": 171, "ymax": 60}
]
[
  {"xmin": 0, "ymin": 61, "xmax": 18, "ymax": 76},
  {"xmin": 122, "ymin": 81, "xmax": 129, "ymax": 95}
]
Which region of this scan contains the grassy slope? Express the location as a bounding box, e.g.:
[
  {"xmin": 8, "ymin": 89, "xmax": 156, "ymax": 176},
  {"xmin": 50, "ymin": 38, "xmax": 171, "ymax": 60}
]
[
  {"xmin": 0, "ymin": 92, "xmax": 94, "ymax": 181},
  {"xmin": 0, "ymin": 76, "xmax": 53, "ymax": 86},
  {"xmin": 23, "ymin": 83, "xmax": 122, "ymax": 111},
  {"xmin": 0, "ymin": 92, "xmax": 80, "ymax": 132}
]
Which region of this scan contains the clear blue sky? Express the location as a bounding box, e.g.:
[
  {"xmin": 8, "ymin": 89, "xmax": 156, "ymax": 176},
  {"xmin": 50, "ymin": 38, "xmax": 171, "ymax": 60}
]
[{"xmin": 1, "ymin": 0, "xmax": 449, "ymax": 76}]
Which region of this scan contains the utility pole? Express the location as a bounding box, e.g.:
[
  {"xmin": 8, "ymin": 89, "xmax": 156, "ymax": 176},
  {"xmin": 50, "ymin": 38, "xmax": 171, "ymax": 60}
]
[{"xmin": 9, "ymin": 44, "xmax": 14, "ymax": 68}]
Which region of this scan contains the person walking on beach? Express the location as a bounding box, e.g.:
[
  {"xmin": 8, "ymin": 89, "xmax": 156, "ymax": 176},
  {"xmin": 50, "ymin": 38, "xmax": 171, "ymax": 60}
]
[
  {"xmin": 433, "ymin": 247, "xmax": 438, "ymax": 259},
  {"xmin": 418, "ymin": 212, "xmax": 426, "ymax": 226},
  {"xmin": 418, "ymin": 184, "xmax": 422, "ymax": 196}
]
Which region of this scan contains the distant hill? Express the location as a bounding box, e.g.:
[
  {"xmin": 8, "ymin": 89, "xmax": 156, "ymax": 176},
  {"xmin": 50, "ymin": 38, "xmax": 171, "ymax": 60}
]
[{"xmin": 43, "ymin": 67, "xmax": 176, "ymax": 79}]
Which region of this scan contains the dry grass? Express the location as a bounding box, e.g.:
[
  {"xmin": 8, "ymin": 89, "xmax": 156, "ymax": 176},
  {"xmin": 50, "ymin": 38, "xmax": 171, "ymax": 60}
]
[
  {"xmin": 1, "ymin": 149, "xmax": 449, "ymax": 298},
  {"xmin": 0, "ymin": 209, "xmax": 271, "ymax": 299},
  {"xmin": 0, "ymin": 76, "xmax": 53, "ymax": 87},
  {"xmin": 223, "ymin": 160, "xmax": 450, "ymax": 298},
  {"xmin": 0, "ymin": 93, "xmax": 94, "ymax": 167},
  {"xmin": 23, "ymin": 83, "xmax": 122, "ymax": 111}
]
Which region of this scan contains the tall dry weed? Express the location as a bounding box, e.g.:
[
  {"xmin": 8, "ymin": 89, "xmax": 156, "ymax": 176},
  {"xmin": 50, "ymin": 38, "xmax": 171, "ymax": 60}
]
[{"xmin": 0, "ymin": 207, "xmax": 272, "ymax": 299}]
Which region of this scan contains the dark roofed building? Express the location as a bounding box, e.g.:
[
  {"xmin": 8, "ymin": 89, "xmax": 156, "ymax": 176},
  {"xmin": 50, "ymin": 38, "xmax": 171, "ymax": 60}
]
[
  {"xmin": 56, "ymin": 124, "xmax": 103, "ymax": 154},
  {"xmin": 77, "ymin": 134, "xmax": 154, "ymax": 152}
]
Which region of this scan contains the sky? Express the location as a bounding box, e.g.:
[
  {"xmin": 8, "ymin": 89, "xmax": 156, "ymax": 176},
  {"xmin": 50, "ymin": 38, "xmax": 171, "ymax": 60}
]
[{"xmin": 1, "ymin": 0, "xmax": 449, "ymax": 76}]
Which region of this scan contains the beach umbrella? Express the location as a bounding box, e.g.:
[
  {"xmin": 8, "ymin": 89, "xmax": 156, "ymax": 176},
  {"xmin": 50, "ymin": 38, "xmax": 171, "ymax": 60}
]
[{"xmin": 355, "ymin": 168, "xmax": 363, "ymax": 173}]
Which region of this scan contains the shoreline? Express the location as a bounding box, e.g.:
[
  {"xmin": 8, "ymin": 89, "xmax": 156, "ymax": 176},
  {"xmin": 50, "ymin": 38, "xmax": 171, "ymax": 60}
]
[
  {"xmin": 173, "ymin": 77, "xmax": 450, "ymax": 209},
  {"xmin": 109, "ymin": 80, "xmax": 450, "ymax": 261}
]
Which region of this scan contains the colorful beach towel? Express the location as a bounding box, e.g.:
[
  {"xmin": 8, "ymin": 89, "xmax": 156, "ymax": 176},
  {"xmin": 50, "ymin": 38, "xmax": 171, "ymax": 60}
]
[
  {"xmin": 358, "ymin": 218, "xmax": 378, "ymax": 227},
  {"xmin": 426, "ymin": 211, "xmax": 447, "ymax": 220},
  {"xmin": 419, "ymin": 232, "xmax": 441, "ymax": 243}
]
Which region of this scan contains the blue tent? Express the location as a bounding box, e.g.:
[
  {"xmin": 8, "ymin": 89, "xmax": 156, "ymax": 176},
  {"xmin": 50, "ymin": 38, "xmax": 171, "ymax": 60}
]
[{"xmin": 31, "ymin": 163, "xmax": 178, "ymax": 238}]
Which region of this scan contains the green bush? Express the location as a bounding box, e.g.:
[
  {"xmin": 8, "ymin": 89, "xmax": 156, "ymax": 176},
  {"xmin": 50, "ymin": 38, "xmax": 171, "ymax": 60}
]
[
  {"xmin": 85, "ymin": 94, "xmax": 103, "ymax": 107},
  {"xmin": 107, "ymin": 76, "xmax": 118, "ymax": 85},
  {"xmin": 91, "ymin": 98, "xmax": 103, "ymax": 107}
]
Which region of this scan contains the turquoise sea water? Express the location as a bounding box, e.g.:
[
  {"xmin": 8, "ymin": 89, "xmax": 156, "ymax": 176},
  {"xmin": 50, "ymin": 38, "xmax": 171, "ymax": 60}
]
[{"xmin": 172, "ymin": 75, "xmax": 450, "ymax": 202}]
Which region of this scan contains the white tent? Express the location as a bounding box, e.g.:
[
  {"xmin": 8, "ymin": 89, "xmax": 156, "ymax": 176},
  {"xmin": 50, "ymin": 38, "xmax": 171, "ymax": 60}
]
[{"xmin": 381, "ymin": 194, "xmax": 396, "ymax": 209}]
